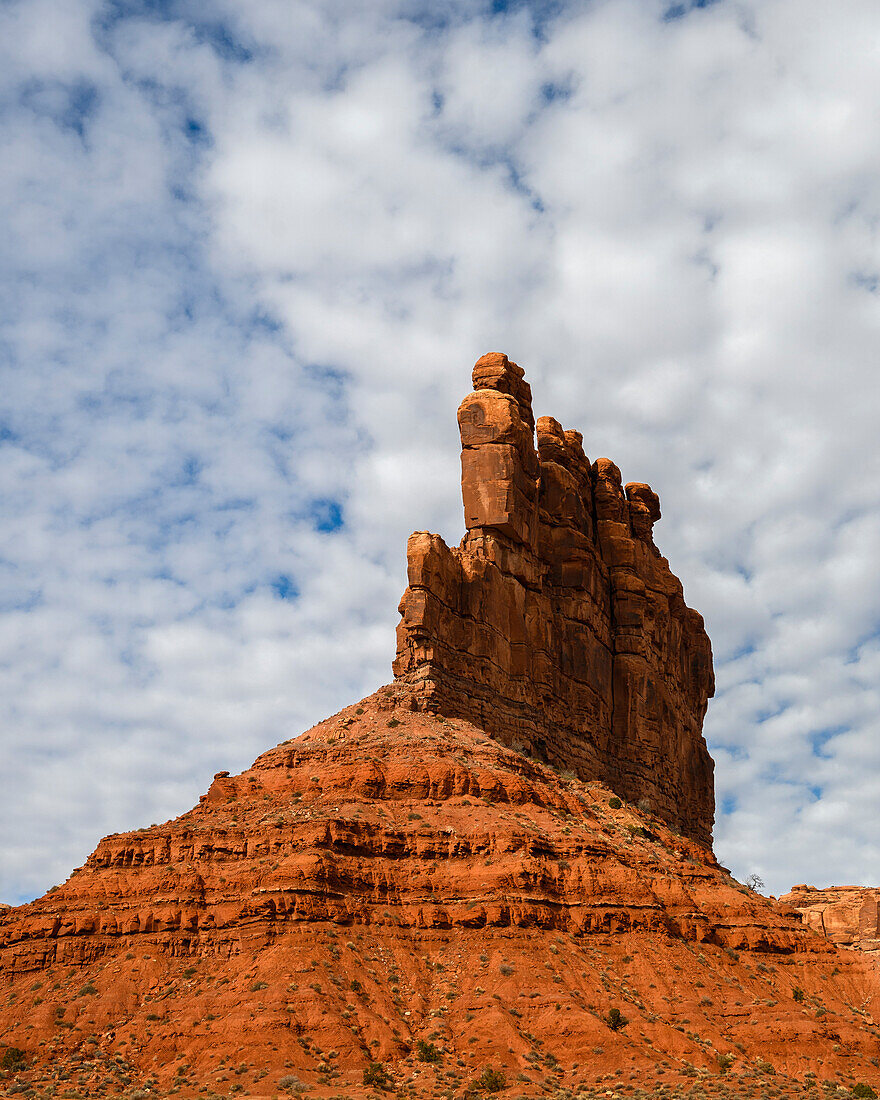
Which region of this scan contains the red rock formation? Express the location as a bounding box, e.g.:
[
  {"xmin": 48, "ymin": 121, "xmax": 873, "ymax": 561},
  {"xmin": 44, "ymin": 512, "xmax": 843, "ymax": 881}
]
[
  {"xmin": 2, "ymin": 354, "xmax": 879, "ymax": 1098},
  {"xmin": 781, "ymin": 885, "xmax": 880, "ymax": 958},
  {"xmin": 394, "ymin": 353, "xmax": 715, "ymax": 845},
  {"xmin": 1, "ymin": 695, "xmax": 879, "ymax": 1096}
]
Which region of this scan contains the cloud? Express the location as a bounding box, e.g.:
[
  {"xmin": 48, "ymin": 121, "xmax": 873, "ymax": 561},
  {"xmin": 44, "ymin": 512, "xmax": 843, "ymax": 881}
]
[{"xmin": 2, "ymin": 0, "xmax": 880, "ymax": 902}]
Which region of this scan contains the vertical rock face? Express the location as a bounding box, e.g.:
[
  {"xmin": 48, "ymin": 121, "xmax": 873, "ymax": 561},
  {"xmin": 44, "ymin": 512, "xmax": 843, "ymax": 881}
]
[
  {"xmin": 393, "ymin": 353, "xmax": 716, "ymax": 844},
  {"xmin": 780, "ymin": 886, "xmax": 880, "ymax": 957}
]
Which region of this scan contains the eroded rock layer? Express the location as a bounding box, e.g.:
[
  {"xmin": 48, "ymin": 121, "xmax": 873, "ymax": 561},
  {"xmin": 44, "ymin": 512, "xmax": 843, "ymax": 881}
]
[
  {"xmin": 2, "ymin": 694, "xmax": 879, "ymax": 1097},
  {"xmin": 781, "ymin": 885, "xmax": 880, "ymax": 957},
  {"xmin": 394, "ymin": 353, "xmax": 715, "ymax": 845}
]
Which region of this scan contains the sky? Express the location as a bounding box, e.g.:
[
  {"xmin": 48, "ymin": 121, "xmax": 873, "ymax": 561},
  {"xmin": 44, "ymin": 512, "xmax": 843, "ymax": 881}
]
[{"xmin": 1, "ymin": 0, "xmax": 879, "ymax": 904}]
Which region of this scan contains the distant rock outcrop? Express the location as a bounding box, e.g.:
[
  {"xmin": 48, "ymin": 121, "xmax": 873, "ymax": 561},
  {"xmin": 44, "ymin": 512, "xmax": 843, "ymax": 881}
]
[
  {"xmin": 394, "ymin": 353, "xmax": 715, "ymax": 845},
  {"xmin": 781, "ymin": 885, "xmax": 880, "ymax": 957}
]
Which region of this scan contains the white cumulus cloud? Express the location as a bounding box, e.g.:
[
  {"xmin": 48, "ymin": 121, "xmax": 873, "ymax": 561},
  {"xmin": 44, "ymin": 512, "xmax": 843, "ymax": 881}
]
[{"xmin": 1, "ymin": 0, "xmax": 879, "ymax": 902}]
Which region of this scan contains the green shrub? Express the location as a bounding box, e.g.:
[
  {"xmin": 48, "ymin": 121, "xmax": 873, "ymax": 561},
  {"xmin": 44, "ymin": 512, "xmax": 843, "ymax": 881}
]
[
  {"xmin": 793, "ymin": 986, "xmax": 805, "ymax": 1003},
  {"xmin": 717, "ymin": 1052, "xmax": 735, "ymax": 1074},
  {"xmin": 852, "ymin": 1086, "xmax": 877, "ymax": 1099},
  {"xmin": 363, "ymin": 1061, "xmax": 391, "ymax": 1089},
  {"xmin": 279, "ymin": 1074, "xmax": 306, "ymax": 1093},
  {"xmin": 605, "ymin": 1007, "xmax": 629, "ymax": 1031},
  {"xmin": 350, "ymin": 979, "xmax": 363, "ymax": 993},
  {"xmin": 416, "ymin": 1040, "xmax": 441, "ymax": 1063},
  {"xmin": 474, "ymin": 1066, "xmax": 507, "ymax": 1093},
  {"xmin": 608, "ymin": 797, "xmax": 622, "ymax": 809},
  {"xmin": 1, "ymin": 1048, "xmax": 24, "ymax": 1070}
]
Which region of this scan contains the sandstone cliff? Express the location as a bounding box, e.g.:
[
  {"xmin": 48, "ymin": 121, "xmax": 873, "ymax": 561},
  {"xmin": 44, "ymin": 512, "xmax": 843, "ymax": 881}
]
[
  {"xmin": 394, "ymin": 353, "xmax": 715, "ymax": 845},
  {"xmin": 781, "ymin": 885, "xmax": 880, "ymax": 958}
]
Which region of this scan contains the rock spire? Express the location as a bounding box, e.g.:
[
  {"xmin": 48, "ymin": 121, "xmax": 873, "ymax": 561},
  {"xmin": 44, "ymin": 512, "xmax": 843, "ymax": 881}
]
[{"xmin": 394, "ymin": 352, "xmax": 716, "ymax": 844}]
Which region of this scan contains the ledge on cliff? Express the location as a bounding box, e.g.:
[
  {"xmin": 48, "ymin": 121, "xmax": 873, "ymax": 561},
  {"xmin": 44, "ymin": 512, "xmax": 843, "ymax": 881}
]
[{"xmin": 394, "ymin": 352, "xmax": 715, "ymax": 845}]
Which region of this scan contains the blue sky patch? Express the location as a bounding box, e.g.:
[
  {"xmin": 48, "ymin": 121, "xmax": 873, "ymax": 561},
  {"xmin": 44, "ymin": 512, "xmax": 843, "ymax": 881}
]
[
  {"xmin": 809, "ymin": 727, "xmax": 846, "ymax": 760},
  {"xmin": 19, "ymin": 79, "xmax": 100, "ymax": 139},
  {"xmin": 271, "ymin": 575, "xmax": 299, "ymax": 602},
  {"xmin": 663, "ymin": 0, "xmax": 723, "ymax": 20},
  {"xmin": 184, "ymin": 117, "xmax": 211, "ymax": 146},
  {"xmin": 310, "ymin": 499, "xmax": 344, "ymax": 533},
  {"xmin": 540, "ymin": 80, "xmax": 573, "ymax": 104}
]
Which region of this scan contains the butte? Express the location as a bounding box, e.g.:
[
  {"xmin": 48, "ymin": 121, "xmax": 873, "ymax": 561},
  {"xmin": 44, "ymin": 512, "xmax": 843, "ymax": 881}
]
[{"xmin": 1, "ymin": 354, "xmax": 878, "ymax": 1098}]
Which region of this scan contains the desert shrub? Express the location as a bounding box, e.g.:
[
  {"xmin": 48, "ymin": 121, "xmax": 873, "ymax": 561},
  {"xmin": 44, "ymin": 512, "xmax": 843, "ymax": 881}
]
[
  {"xmin": 605, "ymin": 1008, "xmax": 629, "ymax": 1031},
  {"xmin": 474, "ymin": 1066, "xmax": 507, "ymax": 1093},
  {"xmin": 499, "ymin": 964, "xmax": 514, "ymax": 976},
  {"xmin": 852, "ymin": 1086, "xmax": 877, "ymax": 1099},
  {"xmin": 249, "ymin": 980, "xmax": 268, "ymax": 991},
  {"xmin": 717, "ymin": 1052, "xmax": 735, "ymax": 1074},
  {"xmin": 350, "ymin": 979, "xmax": 363, "ymax": 993},
  {"xmin": 387, "ymin": 718, "xmax": 401, "ymax": 728},
  {"xmin": 793, "ymin": 986, "xmax": 805, "ymax": 1002},
  {"xmin": 279, "ymin": 1074, "xmax": 307, "ymax": 1093},
  {"xmin": 608, "ymin": 797, "xmax": 622, "ymax": 809},
  {"xmin": 1, "ymin": 1048, "xmax": 24, "ymax": 1070},
  {"xmin": 363, "ymin": 1061, "xmax": 391, "ymax": 1089},
  {"xmin": 416, "ymin": 1040, "xmax": 441, "ymax": 1063}
]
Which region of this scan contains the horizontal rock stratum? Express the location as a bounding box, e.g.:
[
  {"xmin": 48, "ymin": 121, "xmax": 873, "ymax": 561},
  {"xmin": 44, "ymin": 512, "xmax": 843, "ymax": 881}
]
[
  {"xmin": 395, "ymin": 353, "xmax": 715, "ymax": 844},
  {"xmin": 2, "ymin": 691, "xmax": 880, "ymax": 1096}
]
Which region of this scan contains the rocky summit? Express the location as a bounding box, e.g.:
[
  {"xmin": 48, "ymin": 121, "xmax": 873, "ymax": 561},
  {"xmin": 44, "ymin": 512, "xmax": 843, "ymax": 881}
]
[
  {"xmin": 1, "ymin": 356, "xmax": 879, "ymax": 1100},
  {"xmin": 394, "ymin": 352, "xmax": 714, "ymax": 845}
]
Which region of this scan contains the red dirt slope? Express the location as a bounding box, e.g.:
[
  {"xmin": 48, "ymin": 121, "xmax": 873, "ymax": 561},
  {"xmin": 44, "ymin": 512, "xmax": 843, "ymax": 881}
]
[{"xmin": 2, "ymin": 687, "xmax": 878, "ymax": 1098}]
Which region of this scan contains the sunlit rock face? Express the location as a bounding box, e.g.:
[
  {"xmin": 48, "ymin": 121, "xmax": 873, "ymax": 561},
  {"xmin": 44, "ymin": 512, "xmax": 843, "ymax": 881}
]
[
  {"xmin": 781, "ymin": 884, "xmax": 880, "ymax": 957},
  {"xmin": 394, "ymin": 352, "xmax": 716, "ymax": 845},
  {"xmin": 2, "ymin": 694, "xmax": 879, "ymax": 1093}
]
